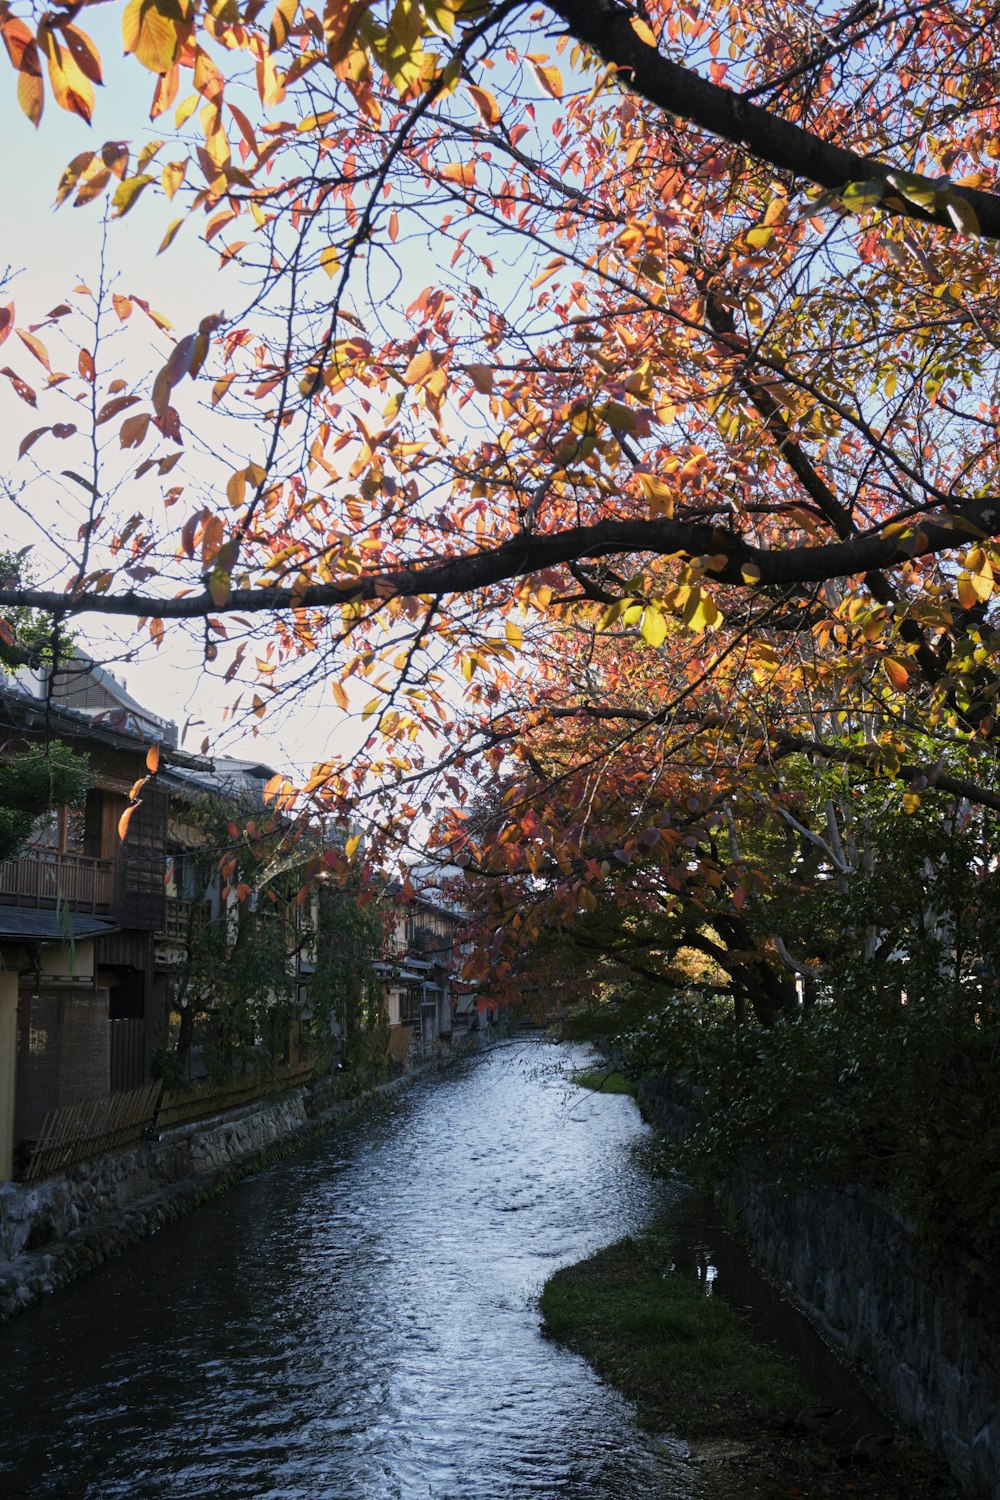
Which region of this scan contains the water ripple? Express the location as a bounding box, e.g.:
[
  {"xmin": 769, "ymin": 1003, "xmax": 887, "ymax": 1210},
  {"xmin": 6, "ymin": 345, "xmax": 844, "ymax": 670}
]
[{"xmin": 0, "ymin": 1042, "xmax": 691, "ymax": 1499}]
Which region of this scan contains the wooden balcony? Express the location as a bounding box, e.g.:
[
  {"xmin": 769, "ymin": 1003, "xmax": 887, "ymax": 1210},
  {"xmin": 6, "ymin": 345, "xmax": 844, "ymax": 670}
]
[{"xmin": 0, "ymin": 848, "xmax": 115, "ymax": 914}]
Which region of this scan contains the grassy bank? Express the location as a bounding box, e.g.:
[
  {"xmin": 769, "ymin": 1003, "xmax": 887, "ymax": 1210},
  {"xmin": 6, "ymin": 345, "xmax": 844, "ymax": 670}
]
[
  {"xmin": 574, "ymin": 1068, "xmax": 635, "ymax": 1096},
  {"xmin": 540, "ymin": 1233, "xmax": 804, "ymax": 1438},
  {"xmin": 541, "ymin": 1234, "xmax": 958, "ymax": 1499}
]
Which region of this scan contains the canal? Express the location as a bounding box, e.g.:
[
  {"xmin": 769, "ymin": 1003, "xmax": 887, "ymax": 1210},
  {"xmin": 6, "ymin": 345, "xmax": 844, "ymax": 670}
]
[{"xmin": 0, "ymin": 1042, "xmax": 689, "ymax": 1499}]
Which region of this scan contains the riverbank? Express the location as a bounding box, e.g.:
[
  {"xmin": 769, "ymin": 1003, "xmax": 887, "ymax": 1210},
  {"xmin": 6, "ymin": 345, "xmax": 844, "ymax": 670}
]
[
  {"xmin": 0, "ymin": 1045, "xmax": 479, "ymax": 1321},
  {"xmin": 632, "ymin": 1072, "xmax": 999, "ymax": 1498},
  {"xmin": 541, "ymin": 1232, "xmax": 960, "ymax": 1499}
]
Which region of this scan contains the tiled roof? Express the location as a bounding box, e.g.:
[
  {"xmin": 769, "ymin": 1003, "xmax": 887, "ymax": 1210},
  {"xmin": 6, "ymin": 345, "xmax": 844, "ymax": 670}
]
[{"xmin": 0, "ymin": 908, "xmax": 118, "ymax": 941}]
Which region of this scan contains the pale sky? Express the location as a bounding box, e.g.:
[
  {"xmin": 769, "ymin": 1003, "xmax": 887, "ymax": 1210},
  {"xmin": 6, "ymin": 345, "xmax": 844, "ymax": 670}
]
[{"xmin": 0, "ymin": 16, "xmax": 369, "ymax": 777}]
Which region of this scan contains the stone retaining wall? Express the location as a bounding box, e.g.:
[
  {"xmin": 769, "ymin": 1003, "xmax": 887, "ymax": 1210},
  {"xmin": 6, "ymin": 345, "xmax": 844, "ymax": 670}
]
[
  {"xmin": 0, "ymin": 1059, "xmax": 447, "ymax": 1321},
  {"xmin": 638, "ymin": 1075, "xmax": 1000, "ymax": 1498}
]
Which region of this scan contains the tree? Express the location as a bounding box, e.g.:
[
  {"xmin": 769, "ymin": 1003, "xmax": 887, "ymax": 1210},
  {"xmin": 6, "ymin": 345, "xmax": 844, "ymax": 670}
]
[
  {"xmin": 0, "ymin": 741, "xmax": 91, "ymax": 862},
  {"xmin": 1, "ymin": 0, "xmax": 1000, "ymax": 894}
]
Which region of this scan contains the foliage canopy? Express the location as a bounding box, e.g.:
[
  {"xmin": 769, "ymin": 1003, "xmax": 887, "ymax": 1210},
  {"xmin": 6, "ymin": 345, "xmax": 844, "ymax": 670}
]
[{"xmin": 2, "ymin": 0, "xmax": 1000, "ymax": 991}]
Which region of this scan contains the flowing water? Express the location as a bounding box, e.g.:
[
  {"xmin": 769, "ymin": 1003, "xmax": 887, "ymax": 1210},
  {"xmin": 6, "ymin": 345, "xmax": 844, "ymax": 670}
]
[{"xmin": 0, "ymin": 1042, "xmax": 692, "ymax": 1500}]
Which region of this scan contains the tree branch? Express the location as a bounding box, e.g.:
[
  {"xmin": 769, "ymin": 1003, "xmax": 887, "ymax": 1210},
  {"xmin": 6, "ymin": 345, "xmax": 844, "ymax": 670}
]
[{"xmin": 547, "ymin": 0, "xmax": 1000, "ymax": 237}]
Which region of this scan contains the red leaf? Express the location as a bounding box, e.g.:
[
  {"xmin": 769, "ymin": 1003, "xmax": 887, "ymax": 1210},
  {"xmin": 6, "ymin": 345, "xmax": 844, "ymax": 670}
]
[
  {"xmin": 18, "ymin": 426, "xmax": 51, "ymax": 458},
  {"xmin": 1, "ymin": 367, "xmax": 37, "ymax": 406}
]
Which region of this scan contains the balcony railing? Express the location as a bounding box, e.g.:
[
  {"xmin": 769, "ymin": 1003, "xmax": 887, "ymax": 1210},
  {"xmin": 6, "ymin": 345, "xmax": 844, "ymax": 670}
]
[
  {"xmin": 0, "ymin": 848, "xmax": 115, "ymax": 913},
  {"xmin": 159, "ymin": 896, "xmax": 213, "ymax": 941}
]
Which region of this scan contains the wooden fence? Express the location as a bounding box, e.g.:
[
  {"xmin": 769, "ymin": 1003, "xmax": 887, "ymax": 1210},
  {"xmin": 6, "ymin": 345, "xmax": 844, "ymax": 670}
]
[
  {"xmin": 155, "ymin": 1060, "xmax": 316, "ymax": 1130},
  {"xmin": 24, "ymin": 1081, "xmax": 163, "ymax": 1182},
  {"xmin": 23, "ymin": 1061, "xmax": 320, "ymax": 1182}
]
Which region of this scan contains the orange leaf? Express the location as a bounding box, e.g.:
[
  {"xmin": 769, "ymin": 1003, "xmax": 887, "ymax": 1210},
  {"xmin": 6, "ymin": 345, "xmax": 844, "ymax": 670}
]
[
  {"xmin": 118, "ymin": 803, "xmax": 140, "ymax": 842},
  {"xmin": 403, "ymin": 349, "xmax": 435, "ymax": 385},
  {"xmin": 884, "ymin": 657, "xmax": 909, "ymax": 691},
  {"xmin": 16, "ymin": 329, "xmax": 51, "ymax": 372},
  {"xmin": 146, "ymin": 744, "xmax": 160, "ymax": 773},
  {"xmin": 467, "ymin": 363, "xmax": 493, "ymax": 395},
  {"xmin": 466, "ymin": 84, "xmax": 499, "ymax": 126},
  {"xmin": 440, "ymin": 160, "xmax": 477, "ymax": 189}
]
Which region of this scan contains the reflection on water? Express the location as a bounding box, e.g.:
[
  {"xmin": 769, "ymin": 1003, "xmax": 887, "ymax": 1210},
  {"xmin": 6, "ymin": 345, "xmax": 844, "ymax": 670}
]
[{"xmin": 0, "ymin": 1042, "xmax": 691, "ymax": 1500}]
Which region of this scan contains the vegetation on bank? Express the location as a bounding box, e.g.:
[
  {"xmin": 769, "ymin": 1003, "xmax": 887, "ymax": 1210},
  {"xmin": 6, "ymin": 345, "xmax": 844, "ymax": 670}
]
[
  {"xmin": 540, "ymin": 1234, "xmax": 804, "ymax": 1438},
  {"xmin": 548, "ymin": 782, "xmax": 1000, "ymax": 1271},
  {"xmin": 573, "ymin": 1069, "xmax": 634, "ymax": 1097},
  {"xmin": 541, "ymin": 1235, "xmax": 958, "ymax": 1499}
]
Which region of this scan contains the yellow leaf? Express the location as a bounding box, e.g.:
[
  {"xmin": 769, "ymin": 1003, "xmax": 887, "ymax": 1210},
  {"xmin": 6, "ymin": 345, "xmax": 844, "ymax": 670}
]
[
  {"xmin": 745, "ymin": 226, "xmax": 773, "ymax": 249},
  {"xmin": 504, "ymin": 618, "xmax": 523, "ymax": 649},
  {"xmin": 637, "ymin": 472, "xmax": 675, "ymax": 517},
  {"xmin": 841, "ymin": 179, "xmax": 884, "ymax": 215},
  {"xmin": 161, "ymin": 159, "xmax": 187, "ymax": 199},
  {"xmin": 213, "ymin": 372, "xmax": 237, "ymax": 407},
  {"xmin": 331, "ymin": 681, "xmax": 349, "ymax": 710},
  {"xmin": 945, "ymin": 194, "xmax": 980, "ymax": 237},
  {"xmin": 885, "ymin": 170, "xmax": 938, "ymax": 211},
  {"xmin": 530, "ymin": 61, "xmax": 563, "ymax": 99},
  {"xmin": 903, "ymin": 792, "xmax": 921, "ymax": 814},
  {"xmin": 226, "ymin": 468, "xmax": 247, "ymax": 508},
  {"xmin": 158, "ymin": 218, "xmax": 183, "ymax": 254},
  {"xmin": 269, "ymin": 0, "xmax": 298, "ymax": 51},
  {"xmin": 640, "ymin": 606, "xmax": 667, "ymax": 648},
  {"xmin": 345, "ymin": 832, "xmax": 362, "ymax": 859},
  {"xmin": 682, "ymin": 587, "xmax": 722, "ymax": 633},
  {"xmin": 113, "ymin": 173, "xmax": 155, "ymax": 217},
  {"xmin": 629, "ymin": 15, "xmax": 657, "ymax": 46},
  {"xmin": 601, "ymin": 400, "xmax": 638, "ymax": 434},
  {"xmin": 122, "ymin": 0, "xmax": 182, "ymax": 74},
  {"xmin": 320, "ymin": 244, "xmax": 340, "ymax": 277}
]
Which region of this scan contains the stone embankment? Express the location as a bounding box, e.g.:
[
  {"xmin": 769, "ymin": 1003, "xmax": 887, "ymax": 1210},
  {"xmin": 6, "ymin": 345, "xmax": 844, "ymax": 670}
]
[
  {"xmin": 637, "ymin": 1074, "xmax": 1000, "ymax": 1499},
  {"xmin": 0, "ymin": 1056, "xmax": 459, "ymax": 1321}
]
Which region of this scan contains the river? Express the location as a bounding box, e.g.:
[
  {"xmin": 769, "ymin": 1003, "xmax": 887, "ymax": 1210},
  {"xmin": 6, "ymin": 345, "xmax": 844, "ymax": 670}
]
[{"xmin": 0, "ymin": 1042, "xmax": 691, "ymax": 1500}]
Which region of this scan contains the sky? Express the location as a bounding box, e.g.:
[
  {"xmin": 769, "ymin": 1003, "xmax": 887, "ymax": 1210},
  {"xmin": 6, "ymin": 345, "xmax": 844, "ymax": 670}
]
[{"xmin": 0, "ymin": 14, "xmax": 366, "ymax": 777}]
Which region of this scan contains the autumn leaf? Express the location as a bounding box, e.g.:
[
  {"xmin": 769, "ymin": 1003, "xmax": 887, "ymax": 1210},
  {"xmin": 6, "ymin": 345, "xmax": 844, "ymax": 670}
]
[
  {"xmin": 883, "ymin": 657, "xmax": 910, "ymax": 691},
  {"xmin": 118, "ymin": 803, "xmax": 140, "ymax": 841},
  {"xmin": 122, "ymin": 0, "xmax": 183, "ymax": 75},
  {"xmin": 530, "ymin": 60, "xmax": 563, "ymax": 99}
]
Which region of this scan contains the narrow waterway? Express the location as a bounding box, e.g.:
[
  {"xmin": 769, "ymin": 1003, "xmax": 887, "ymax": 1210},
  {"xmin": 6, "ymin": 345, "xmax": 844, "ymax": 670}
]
[{"xmin": 0, "ymin": 1043, "xmax": 690, "ymax": 1500}]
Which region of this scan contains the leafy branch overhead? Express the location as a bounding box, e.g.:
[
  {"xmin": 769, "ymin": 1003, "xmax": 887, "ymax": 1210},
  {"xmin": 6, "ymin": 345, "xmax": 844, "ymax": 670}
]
[{"xmin": 1, "ymin": 0, "xmax": 1000, "ymax": 970}]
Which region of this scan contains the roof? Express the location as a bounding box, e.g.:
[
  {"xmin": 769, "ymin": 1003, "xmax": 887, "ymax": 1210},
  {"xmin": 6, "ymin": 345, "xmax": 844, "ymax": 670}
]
[{"xmin": 0, "ymin": 908, "xmax": 118, "ymax": 941}]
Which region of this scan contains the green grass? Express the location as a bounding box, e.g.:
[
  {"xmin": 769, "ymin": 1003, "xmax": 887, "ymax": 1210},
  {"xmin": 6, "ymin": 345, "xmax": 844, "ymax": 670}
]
[
  {"xmin": 574, "ymin": 1068, "xmax": 635, "ymax": 1096},
  {"xmin": 539, "ymin": 1234, "xmax": 806, "ymax": 1439}
]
